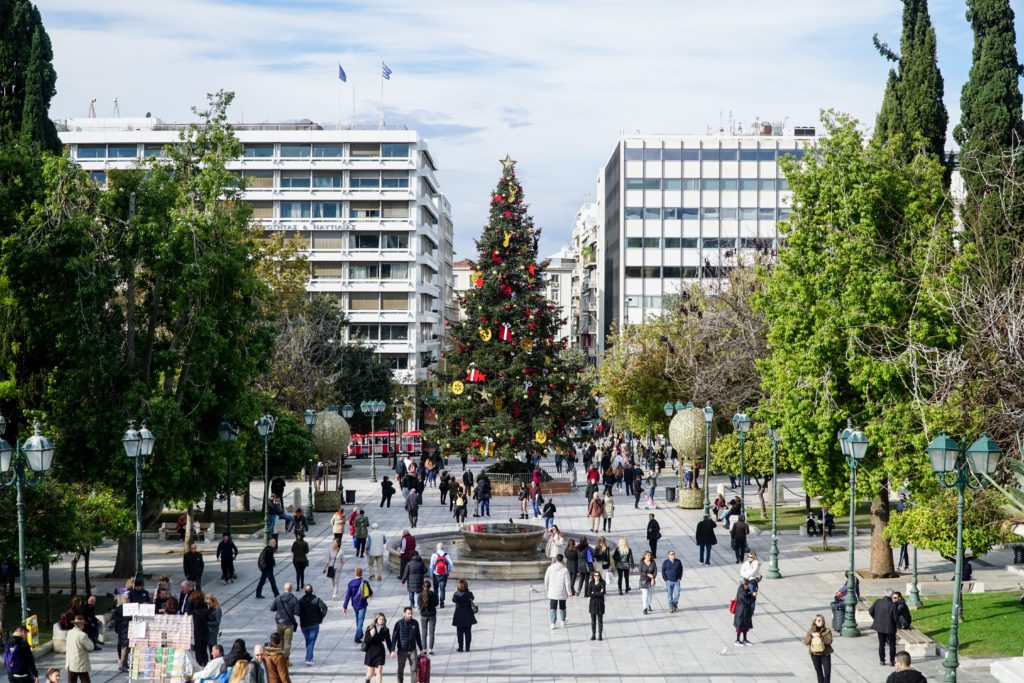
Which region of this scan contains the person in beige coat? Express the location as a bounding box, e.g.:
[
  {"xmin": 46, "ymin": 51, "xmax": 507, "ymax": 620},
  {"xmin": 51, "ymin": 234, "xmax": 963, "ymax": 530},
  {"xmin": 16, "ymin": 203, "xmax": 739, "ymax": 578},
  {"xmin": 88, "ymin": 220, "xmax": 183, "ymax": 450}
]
[{"xmin": 66, "ymin": 615, "xmax": 95, "ymax": 683}]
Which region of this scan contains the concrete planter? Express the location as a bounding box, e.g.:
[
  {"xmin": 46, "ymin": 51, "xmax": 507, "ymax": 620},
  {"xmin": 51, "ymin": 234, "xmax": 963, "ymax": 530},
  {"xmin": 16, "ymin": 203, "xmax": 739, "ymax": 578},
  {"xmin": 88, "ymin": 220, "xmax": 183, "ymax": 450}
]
[
  {"xmin": 316, "ymin": 491, "xmax": 341, "ymax": 512},
  {"xmin": 677, "ymin": 486, "xmax": 704, "ymax": 509}
]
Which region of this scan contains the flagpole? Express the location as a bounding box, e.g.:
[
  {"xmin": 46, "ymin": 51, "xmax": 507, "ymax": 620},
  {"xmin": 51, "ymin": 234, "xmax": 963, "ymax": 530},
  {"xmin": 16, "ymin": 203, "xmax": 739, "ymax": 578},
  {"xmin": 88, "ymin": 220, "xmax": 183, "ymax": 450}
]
[
  {"xmin": 352, "ymin": 84, "xmax": 356, "ymax": 126},
  {"xmin": 337, "ymin": 82, "xmax": 342, "ymax": 128},
  {"xmin": 379, "ymin": 68, "xmax": 385, "ymax": 129}
]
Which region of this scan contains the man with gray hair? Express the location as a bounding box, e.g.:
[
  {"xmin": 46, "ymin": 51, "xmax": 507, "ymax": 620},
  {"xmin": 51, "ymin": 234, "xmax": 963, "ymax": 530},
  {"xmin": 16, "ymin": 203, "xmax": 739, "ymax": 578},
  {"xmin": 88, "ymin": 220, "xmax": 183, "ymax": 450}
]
[
  {"xmin": 270, "ymin": 582, "xmax": 299, "ymax": 662},
  {"xmin": 367, "ymin": 523, "xmax": 386, "ymax": 581},
  {"xmin": 429, "ymin": 541, "xmax": 454, "ymax": 608}
]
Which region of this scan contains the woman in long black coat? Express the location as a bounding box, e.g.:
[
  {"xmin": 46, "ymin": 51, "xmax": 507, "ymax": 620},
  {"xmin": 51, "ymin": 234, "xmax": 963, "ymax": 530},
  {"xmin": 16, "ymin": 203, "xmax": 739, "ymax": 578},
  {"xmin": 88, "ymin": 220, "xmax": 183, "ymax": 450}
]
[
  {"xmin": 733, "ymin": 578, "xmax": 755, "ymax": 646},
  {"xmin": 190, "ymin": 591, "xmax": 210, "ymax": 666},
  {"xmin": 363, "ymin": 613, "xmax": 393, "ymax": 680},
  {"xmin": 587, "ymin": 570, "xmax": 607, "ymax": 641},
  {"xmin": 564, "ymin": 540, "xmax": 580, "ymax": 596},
  {"xmin": 451, "ymin": 579, "xmax": 477, "ymax": 652}
]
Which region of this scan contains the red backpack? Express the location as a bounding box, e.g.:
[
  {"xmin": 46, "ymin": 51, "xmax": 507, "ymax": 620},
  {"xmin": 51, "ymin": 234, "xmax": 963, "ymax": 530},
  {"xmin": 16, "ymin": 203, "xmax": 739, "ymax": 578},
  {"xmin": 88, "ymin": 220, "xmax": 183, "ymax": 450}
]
[{"xmin": 434, "ymin": 553, "xmax": 449, "ymax": 576}]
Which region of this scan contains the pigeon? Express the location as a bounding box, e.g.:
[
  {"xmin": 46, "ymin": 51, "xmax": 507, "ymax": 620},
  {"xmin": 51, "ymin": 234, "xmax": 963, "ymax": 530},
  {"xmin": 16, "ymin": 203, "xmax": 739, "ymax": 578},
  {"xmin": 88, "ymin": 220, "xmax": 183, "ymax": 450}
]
[{"xmin": 718, "ymin": 647, "xmax": 729, "ymax": 655}]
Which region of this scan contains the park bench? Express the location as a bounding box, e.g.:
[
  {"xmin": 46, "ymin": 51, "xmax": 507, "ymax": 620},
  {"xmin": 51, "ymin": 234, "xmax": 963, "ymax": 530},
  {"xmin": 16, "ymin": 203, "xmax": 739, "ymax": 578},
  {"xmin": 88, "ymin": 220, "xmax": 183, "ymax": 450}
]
[
  {"xmin": 52, "ymin": 614, "xmax": 106, "ymax": 653},
  {"xmin": 159, "ymin": 521, "xmax": 215, "ymax": 542},
  {"xmin": 897, "ymin": 628, "xmax": 938, "ymax": 658}
]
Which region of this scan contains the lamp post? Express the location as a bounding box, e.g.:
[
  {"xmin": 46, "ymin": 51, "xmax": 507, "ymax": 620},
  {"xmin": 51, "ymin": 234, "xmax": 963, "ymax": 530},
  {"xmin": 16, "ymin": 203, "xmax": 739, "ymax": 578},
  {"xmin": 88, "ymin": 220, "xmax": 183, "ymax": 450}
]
[
  {"xmin": 908, "ymin": 546, "xmax": 923, "ymax": 608},
  {"xmin": 255, "ymin": 414, "xmax": 277, "ymax": 543},
  {"xmin": 339, "ymin": 404, "xmax": 354, "ymax": 495},
  {"xmin": 304, "ymin": 408, "xmax": 317, "ymax": 525},
  {"xmin": 0, "ymin": 417, "xmax": 56, "ymax": 624},
  {"xmin": 766, "ymin": 425, "xmax": 782, "ymax": 579},
  {"xmin": 218, "ymin": 421, "xmax": 239, "ymax": 538},
  {"xmin": 121, "ymin": 420, "xmax": 156, "ymax": 584},
  {"xmin": 927, "ymin": 432, "xmax": 1002, "ymax": 683},
  {"xmin": 732, "ymin": 411, "xmax": 751, "ymax": 516},
  {"xmin": 837, "ymin": 423, "xmax": 869, "ymax": 637},
  {"xmin": 360, "ymin": 400, "xmax": 385, "ymax": 481}
]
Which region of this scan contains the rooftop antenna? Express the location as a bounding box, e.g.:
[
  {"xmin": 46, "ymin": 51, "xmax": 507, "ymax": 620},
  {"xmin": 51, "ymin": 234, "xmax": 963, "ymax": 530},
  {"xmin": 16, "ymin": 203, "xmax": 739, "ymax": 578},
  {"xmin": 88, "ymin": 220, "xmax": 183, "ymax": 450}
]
[
  {"xmin": 729, "ymin": 110, "xmax": 734, "ymax": 134},
  {"xmin": 719, "ymin": 110, "xmax": 723, "ymax": 133},
  {"xmin": 87, "ymin": 99, "xmax": 96, "ymax": 118},
  {"xmin": 112, "ymin": 98, "xmax": 120, "ymax": 118}
]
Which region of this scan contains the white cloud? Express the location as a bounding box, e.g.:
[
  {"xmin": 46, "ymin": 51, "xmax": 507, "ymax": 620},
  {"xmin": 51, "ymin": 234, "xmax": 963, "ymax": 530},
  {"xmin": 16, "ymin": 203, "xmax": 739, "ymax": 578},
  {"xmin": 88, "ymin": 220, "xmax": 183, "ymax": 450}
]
[{"xmin": 40, "ymin": 0, "xmax": 981, "ymax": 257}]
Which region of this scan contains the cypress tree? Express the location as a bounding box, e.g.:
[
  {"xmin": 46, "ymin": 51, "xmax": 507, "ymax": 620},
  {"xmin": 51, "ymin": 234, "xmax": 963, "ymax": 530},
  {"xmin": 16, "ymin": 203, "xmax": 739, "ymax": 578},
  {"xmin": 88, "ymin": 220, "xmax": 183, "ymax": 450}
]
[
  {"xmin": 953, "ymin": 0, "xmax": 1023, "ymax": 198},
  {"xmin": 873, "ymin": 0, "xmax": 948, "ymax": 161},
  {"xmin": 0, "ymin": 0, "xmax": 60, "ymax": 152}
]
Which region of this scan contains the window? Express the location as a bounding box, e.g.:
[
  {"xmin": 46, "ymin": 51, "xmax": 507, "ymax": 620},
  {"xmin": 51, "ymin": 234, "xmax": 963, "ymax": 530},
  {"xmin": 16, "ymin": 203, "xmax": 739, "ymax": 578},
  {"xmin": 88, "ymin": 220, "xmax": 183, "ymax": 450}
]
[
  {"xmin": 351, "ymin": 324, "xmax": 379, "ymax": 340},
  {"xmin": 350, "ymin": 263, "xmax": 379, "ymax": 279},
  {"xmin": 778, "ymin": 179, "xmax": 789, "ymax": 191},
  {"xmin": 280, "ymin": 171, "xmax": 311, "ymax": 188},
  {"xmin": 312, "ymin": 262, "xmax": 344, "ymax": 279},
  {"xmin": 248, "ymin": 201, "xmax": 273, "ymax": 219},
  {"xmin": 381, "ymin": 143, "xmax": 409, "ymax": 158},
  {"xmin": 313, "ymin": 171, "xmax": 342, "ymax": 188},
  {"xmin": 350, "ymin": 201, "xmax": 381, "ymax": 219},
  {"xmin": 720, "ymin": 149, "xmax": 738, "ymax": 161},
  {"xmin": 643, "ymin": 207, "xmax": 661, "ymax": 220},
  {"xmin": 381, "ymin": 171, "xmax": 410, "ymax": 188},
  {"xmin": 643, "ymin": 237, "xmax": 660, "ymax": 248},
  {"xmin": 663, "ymin": 178, "xmax": 682, "ymax": 190},
  {"xmin": 312, "ymin": 144, "xmax": 342, "ymax": 158},
  {"xmin": 720, "ymin": 179, "xmax": 738, "ymax": 190},
  {"xmin": 280, "ymin": 201, "xmax": 311, "ymax": 218},
  {"xmin": 740, "ymin": 237, "xmax": 764, "ymax": 249},
  {"xmin": 624, "ymin": 207, "xmax": 643, "ymax": 219},
  {"xmin": 243, "ymin": 144, "xmax": 273, "ymax": 158},
  {"xmin": 626, "ymin": 178, "xmax": 659, "ymax": 190},
  {"xmin": 663, "ymin": 149, "xmax": 682, "ymax": 161},
  {"xmin": 759, "ymin": 208, "xmax": 777, "ymax": 220},
  {"xmin": 758, "ymin": 149, "xmax": 777, "ymax": 162},
  {"xmin": 382, "ymin": 201, "xmax": 409, "ymax": 219},
  {"xmin": 759, "ymin": 179, "xmax": 777, "ymax": 191},
  {"xmin": 381, "ymin": 292, "xmax": 409, "ymax": 310},
  {"xmin": 663, "ymin": 266, "xmax": 681, "ymax": 278},
  {"xmin": 280, "ymin": 144, "xmax": 311, "ymax": 158},
  {"xmin": 382, "ymin": 232, "xmax": 409, "ymax": 249},
  {"xmin": 703, "ymin": 149, "xmax": 721, "ymax": 162},
  {"xmin": 702, "ymin": 179, "xmax": 720, "ymax": 191},
  {"xmin": 350, "ymin": 172, "xmax": 380, "ymax": 188},
  {"xmin": 740, "ymin": 179, "xmax": 759, "ymax": 191},
  {"xmin": 380, "ymin": 262, "xmax": 409, "ymax": 280},
  {"xmin": 682, "ymin": 266, "xmax": 699, "ymax": 278},
  {"xmin": 625, "ymin": 267, "xmax": 643, "ymax": 278},
  {"xmin": 626, "ymin": 266, "xmax": 661, "ymax": 278},
  {"xmin": 108, "ymin": 144, "xmax": 138, "ymax": 158},
  {"xmin": 664, "ymin": 237, "xmax": 679, "ymax": 248},
  {"xmin": 682, "ymin": 179, "xmax": 700, "ymax": 190},
  {"xmin": 701, "ymin": 207, "xmax": 720, "ymax": 219},
  {"xmin": 351, "ymin": 233, "xmax": 380, "ymax": 249},
  {"xmin": 704, "ymin": 238, "xmax": 736, "ymax": 249},
  {"xmin": 348, "ymin": 293, "xmax": 378, "ymax": 311},
  {"xmin": 143, "ymin": 144, "xmax": 165, "ymax": 158},
  {"xmin": 312, "ymin": 231, "xmax": 344, "ymax": 249},
  {"xmin": 626, "ymin": 296, "xmax": 641, "ymax": 307},
  {"xmin": 626, "ymin": 237, "xmax": 644, "ymax": 248},
  {"xmin": 643, "ymin": 148, "xmax": 661, "ymax": 161},
  {"xmin": 381, "ymin": 354, "xmax": 409, "ymax": 370},
  {"xmin": 380, "ymin": 324, "xmax": 408, "ymax": 341},
  {"xmin": 682, "ymin": 149, "xmax": 700, "ymax": 161},
  {"xmin": 624, "ymin": 147, "xmax": 644, "ymax": 161},
  {"xmin": 350, "ymin": 143, "xmax": 379, "ymax": 157},
  {"xmin": 721, "ymin": 208, "xmax": 738, "ymax": 220},
  {"xmin": 312, "ymin": 201, "xmax": 341, "ymax": 218},
  {"xmin": 243, "ymin": 170, "xmax": 274, "ymax": 188},
  {"xmin": 681, "ymin": 207, "xmax": 699, "ymax": 219},
  {"xmin": 739, "ymin": 149, "xmax": 759, "ymax": 161},
  {"xmin": 682, "ymin": 237, "xmax": 699, "ymax": 248},
  {"xmin": 663, "ymin": 208, "xmax": 682, "ymax": 220},
  {"xmin": 88, "ymin": 170, "xmax": 106, "ymax": 185},
  {"xmin": 779, "ymin": 208, "xmax": 792, "ymax": 220},
  {"xmin": 77, "ymin": 145, "xmax": 105, "ymax": 159},
  {"xmin": 740, "ymin": 208, "xmax": 757, "ymax": 220},
  {"xmin": 644, "ymin": 295, "xmax": 662, "ymax": 308}
]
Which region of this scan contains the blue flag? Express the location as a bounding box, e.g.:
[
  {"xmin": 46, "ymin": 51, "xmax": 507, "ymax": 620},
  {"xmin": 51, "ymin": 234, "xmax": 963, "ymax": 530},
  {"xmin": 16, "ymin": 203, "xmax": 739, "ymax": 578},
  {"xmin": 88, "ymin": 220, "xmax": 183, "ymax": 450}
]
[
  {"xmin": 338, "ymin": 64, "xmax": 347, "ymax": 82},
  {"xmin": 382, "ymin": 62, "xmax": 392, "ymax": 80}
]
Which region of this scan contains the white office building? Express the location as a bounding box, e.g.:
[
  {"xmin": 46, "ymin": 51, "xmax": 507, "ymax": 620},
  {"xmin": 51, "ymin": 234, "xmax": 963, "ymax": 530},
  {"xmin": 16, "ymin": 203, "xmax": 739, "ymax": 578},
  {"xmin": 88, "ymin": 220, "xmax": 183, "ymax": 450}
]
[
  {"xmin": 600, "ymin": 121, "xmax": 815, "ymax": 339},
  {"xmin": 58, "ymin": 116, "xmax": 453, "ymax": 400},
  {"xmin": 544, "ymin": 246, "xmax": 575, "ymax": 344},
  {"xmin": 568, "ymin": 202, "xmax": 601, "ymax": 366}
]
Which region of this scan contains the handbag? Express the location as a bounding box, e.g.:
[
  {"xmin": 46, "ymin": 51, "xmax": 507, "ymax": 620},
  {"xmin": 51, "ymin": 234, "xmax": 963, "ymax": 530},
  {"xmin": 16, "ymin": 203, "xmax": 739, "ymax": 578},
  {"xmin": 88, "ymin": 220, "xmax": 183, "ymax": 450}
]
[
  {"xmin": 729, "ymin": 599, "xmax": 737, "ymax": 614},
  {"xmin": 470, "ymin": 599, "xmax": 479, "ymax": 614},
  {"xmin": 326, "ymin": 566, "xmax": 336, "ymax": 579}
]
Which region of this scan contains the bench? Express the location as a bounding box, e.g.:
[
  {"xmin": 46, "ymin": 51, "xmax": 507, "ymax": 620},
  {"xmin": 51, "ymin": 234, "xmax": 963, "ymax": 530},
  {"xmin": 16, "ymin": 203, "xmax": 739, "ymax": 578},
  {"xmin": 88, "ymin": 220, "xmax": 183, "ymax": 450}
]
[
  {"xmin": 897, "ymin": 628, "xmax": 938, "ymax": 658},
  {"xmin": 159, "ymin": 522, "xmax": 215, "ymax": 541},
  {"xmin": 52, "ymin": 614, "xmax": 106, "ymax": 653}
]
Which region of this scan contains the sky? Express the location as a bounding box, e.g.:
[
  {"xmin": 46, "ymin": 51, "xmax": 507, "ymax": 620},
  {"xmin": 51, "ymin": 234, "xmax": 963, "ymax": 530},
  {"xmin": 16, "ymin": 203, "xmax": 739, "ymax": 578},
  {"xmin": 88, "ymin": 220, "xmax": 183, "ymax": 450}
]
[{"xmin": 37, "ymin": 0, "xmax": 1022, "ymax": 259}]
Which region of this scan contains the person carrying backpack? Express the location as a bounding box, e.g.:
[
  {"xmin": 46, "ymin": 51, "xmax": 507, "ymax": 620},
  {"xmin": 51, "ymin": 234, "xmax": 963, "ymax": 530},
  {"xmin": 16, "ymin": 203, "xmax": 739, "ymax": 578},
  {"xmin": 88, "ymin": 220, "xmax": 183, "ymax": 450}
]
[
  {"xmin": 255, "ymin": 538, "xmax": 279, "ymax": 599},
  {"xmin": 430, "ymin": 542, "xmax": 455, "ymax": 609},
  {"xmin": 5, "ymin": 625, "xmax": 38, "ymax": 683}
]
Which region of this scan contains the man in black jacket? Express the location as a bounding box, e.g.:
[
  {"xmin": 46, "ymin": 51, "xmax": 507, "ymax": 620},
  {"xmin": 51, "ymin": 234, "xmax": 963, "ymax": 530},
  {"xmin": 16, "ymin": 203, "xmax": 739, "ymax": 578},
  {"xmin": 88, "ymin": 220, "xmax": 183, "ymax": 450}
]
[
  {"xmin": 390, "ymin": 606, "xmax": 422, "ymax": 683},
  {"xmin": 893, "ymin": 591, "xmax": 912, "ymax": 630},
  {"xmin": 183, "ymin": 541, "xmax": 205, "ymax": 590},
  {"xmin": 4, "ymin": 626, "xmax": 38, "ymax": 683},
  {"xmin": 297, "ymin": 584, "xmax": 328, "ymax": 666},
  {"xmin": 869, "ymin": 591, "xmax": 900, "ymax": 666},
  {"xmin": 216, "ymin": 534, "xmax": 238, "ymax": 583},
  {"xmin": 177, "ymin": 580, "xmax": 194, "ymax": 615},
  {"xmin": 646, "ymin": 514, "xmax": 662, "ymax": 559},
  {"xmin": 695, "ymin": 514, "xmax": 718, "ymax": 566},
  {"xmin": 256, "ymin": 538, "xmax": 279, "ymax": 599}
]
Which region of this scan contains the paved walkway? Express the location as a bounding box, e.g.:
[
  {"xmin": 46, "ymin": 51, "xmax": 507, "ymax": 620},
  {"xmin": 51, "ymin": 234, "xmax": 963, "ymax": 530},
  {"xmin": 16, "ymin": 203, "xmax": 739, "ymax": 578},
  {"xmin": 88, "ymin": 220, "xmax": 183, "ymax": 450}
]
[{"xmin": 25, "ymin": 462, "xmax": 1006, "ymax": 682}]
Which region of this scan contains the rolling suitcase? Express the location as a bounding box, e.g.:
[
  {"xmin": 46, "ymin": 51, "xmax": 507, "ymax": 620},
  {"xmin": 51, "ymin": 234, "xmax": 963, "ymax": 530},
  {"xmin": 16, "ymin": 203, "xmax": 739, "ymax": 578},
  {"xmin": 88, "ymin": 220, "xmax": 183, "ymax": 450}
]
[{"xmin": 416, "ymin": 652, "xmax": 430, "ymax": 683}]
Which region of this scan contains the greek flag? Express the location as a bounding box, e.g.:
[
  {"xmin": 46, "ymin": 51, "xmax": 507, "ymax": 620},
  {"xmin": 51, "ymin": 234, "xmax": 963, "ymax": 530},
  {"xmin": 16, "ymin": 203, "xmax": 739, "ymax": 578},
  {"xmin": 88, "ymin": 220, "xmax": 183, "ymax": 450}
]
[
  {"xmin": 337, "ymin": 64, "xmax": 347, "ymax": 82},
  {"xmin": 382, "ymin": 62, "xmax": 392, "ymax": 80}
]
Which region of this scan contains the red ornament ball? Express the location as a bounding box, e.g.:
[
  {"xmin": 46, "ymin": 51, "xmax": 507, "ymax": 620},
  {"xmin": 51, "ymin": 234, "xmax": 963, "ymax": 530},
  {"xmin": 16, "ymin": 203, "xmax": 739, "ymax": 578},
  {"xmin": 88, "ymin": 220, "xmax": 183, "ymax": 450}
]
[{"xmin": 505, "ymin": 305, "xmax": 511, "ymax": 310}]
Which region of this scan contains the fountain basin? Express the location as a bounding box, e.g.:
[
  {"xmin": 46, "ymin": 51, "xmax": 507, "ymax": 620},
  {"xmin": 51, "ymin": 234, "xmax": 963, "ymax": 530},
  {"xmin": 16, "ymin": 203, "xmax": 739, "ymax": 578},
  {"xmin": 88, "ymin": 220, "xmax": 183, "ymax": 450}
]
[
  {"xmin": 387, "ymin": 529, "xmax": 551, "ymax": 580},
  {"xmin": 460, "ymin": 522, "xmax": 546, "ymax": 553}
]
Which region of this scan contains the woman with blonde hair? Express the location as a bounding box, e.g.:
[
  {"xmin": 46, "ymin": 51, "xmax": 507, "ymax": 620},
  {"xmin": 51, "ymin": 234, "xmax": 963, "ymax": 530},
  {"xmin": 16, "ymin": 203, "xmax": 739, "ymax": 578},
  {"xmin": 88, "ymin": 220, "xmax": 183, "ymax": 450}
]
[
  {"xmin": 205, "ymin": 594, "xmax": 223, "ymax": 652},
  {"xmin": 803, "ymin": 614, "xmax": 833, "ymax": 682},
  {"xmin": 611, "ymin": 537, "xmax": 634, "ymax": 594},
  {"xmin": 362, "ymin": 613, "xmax": 392, "ymax": 683},
  {"xmin": 323, "ymin": 539, "xmax": 343, "ymax": 599}
]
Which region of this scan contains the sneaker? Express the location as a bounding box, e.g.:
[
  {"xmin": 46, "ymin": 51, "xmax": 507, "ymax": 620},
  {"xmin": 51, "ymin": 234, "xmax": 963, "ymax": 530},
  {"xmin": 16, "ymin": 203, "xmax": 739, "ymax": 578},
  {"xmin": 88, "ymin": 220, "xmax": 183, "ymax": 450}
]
[
  {"xmin": 560, "ymin": 620, "xmax": 566, "ymax": 628},
  {"xmin": 735, "ymin": 640, "xmax": 745, "ymax": 647},
  {"xmin": 550, "ymin": 622, "xmax": 555, "ymax": 630},
  {"xmin": 304, "ymin": 661, "xmax": 313, "ymax": 667}
]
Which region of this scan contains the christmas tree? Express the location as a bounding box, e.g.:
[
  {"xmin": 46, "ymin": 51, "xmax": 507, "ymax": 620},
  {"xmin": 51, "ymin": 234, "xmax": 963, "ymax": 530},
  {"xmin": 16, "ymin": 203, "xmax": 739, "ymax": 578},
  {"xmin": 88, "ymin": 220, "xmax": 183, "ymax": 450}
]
[{"xmin": 428, "ymin": 156, "xmax": 590, "ymax": 462}]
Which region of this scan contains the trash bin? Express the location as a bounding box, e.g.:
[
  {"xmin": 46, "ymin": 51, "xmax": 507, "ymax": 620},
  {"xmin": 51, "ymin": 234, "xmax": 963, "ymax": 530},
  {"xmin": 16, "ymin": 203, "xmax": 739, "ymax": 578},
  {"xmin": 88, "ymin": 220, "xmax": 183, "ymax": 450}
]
[
  {"xmin": 345, "ymin": 489, "xmax": 356, "ymax": 504},
  {"xmin": 665, "ymin": 486, "xmax": 677, "ymax": 502},
  {"xmin": 1013, "ymin": 544, "xmax": 1024, "ymax": 565},
  {"xmin": 830, "ymin": 601, "xmax": 845, "ymax": 631}
]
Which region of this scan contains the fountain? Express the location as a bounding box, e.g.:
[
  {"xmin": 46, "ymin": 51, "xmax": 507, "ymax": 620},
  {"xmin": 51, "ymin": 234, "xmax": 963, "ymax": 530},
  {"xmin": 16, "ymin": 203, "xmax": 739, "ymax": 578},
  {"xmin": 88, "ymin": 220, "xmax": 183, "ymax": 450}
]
[{"xmin": 460, "ymin": 522, "xmax": 546, "ymax": 553}]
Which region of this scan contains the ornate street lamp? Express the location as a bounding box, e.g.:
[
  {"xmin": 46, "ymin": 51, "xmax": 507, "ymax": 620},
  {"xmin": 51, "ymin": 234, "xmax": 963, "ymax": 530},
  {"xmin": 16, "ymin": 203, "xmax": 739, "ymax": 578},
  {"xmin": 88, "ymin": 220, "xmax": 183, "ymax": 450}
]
[
  {"xmin": 360, "ymin": 400, "xmax": 386, "ymax": 481},
  {"xmin": 732, "ymin": 411, "xmax": 751, "ymax": 516},
  {"xmin": 121, "ymin": 420, "xmax": 155, "ymax": 583},
  {"xmin": 837, "ymin": 422, "xmax": 869, "ymax": 637},
  {"xmin": 304, "ymin": 408, "xmax": 317, "ymax": 524},
  {"xmin": 766, "ymin": 425, "xmax": 782, "ymax": 579},
  {"xmin": 703, "ymin": 402, "xmax": 714, "ymax": 517},
  {"xmin": 255, "ymin": 414, "xmax": 277, "ymax": 542},
  {"xmin": 0, "ymin": 417, "xmax": 56, "ymax": 624},
  {"xmin": 218, "ymin": 420, "xmax": 239, "ymax": 537},
  {"xmin": 927, "ymin": 432, "xmax": 1001, "ymax": 683}
]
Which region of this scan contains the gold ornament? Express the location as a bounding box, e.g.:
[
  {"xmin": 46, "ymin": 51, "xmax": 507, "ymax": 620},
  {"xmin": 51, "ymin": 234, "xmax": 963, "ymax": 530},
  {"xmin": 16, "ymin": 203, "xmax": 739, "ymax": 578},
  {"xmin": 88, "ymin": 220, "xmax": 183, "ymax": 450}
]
[
  {"xmin": 540, "ymin": 393, "xmax": 552, "ymax": 407},
  {"xmin": 480, "ymin": 388, "xmax": 492, "ymax": 402},
  {"xmin": 500, "ymin": 154, "xmax": 517, "ymax": 173},
  {"xmin": 669, "ymin": 407, "xmax": 708, "ymax": 459},
  {"xmin": 450, "ymin": 380, "xmax": 465, "ymax": 395},
  {"xmin": 535, "ymin": 430, "xmax": 547, "ymax": 444},
  {"xmin": 503, "ymin": 231, "xmax": 512, "ymax": 247},
  {"xmin": 494, "ymin": 397, "xmax": 504, "ymax": 410},
  {"xmin": 478, "ymin": 327, "xmax": 492, "ymax": 341},
  {"xmin": 508, "ymin": 184, "xmax": 518, "ymax": 200},
  {"xmin": 519, "ymin": 338, "xmax": 534, "ymax": 352}
]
